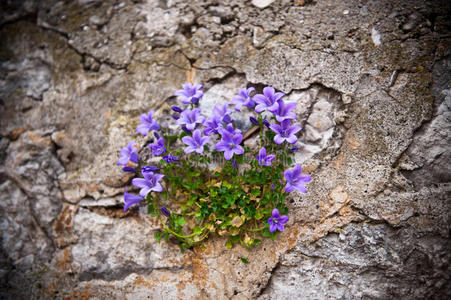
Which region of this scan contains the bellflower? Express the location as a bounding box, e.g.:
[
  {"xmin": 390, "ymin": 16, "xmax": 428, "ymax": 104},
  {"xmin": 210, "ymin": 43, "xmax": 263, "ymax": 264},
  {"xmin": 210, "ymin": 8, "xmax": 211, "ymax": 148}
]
[
  {"xmin": 136, "ymin": 110, "xmax": 160, "ymax": 136},
  {"xmin": 174, "ymin": 83, "xmax": 204, "ymax": 104},
  {"xmin": 148, "ymin": 137, "xmax": 166, "ymax": 156},
  {"xmin": 118, "ymin": 141, "xmax": 139, "ymax": 166},
  {"xmin": 213, "ymin": 104, "xmax": 232, "ymax": 124},
  {"xmin": 177, "ymin": 108, "xmax": 205, "ymax": 131},
  {"xmin": 182, "ymin": 129, "xmax": 210, "ymax": 154},
  {"xmin": 161, "ymin": 206, "xmax": 171, "ymax": 217},
  {"xmin": 269, "ymin": 119, "xmax": 302, "ymax": 144},
  {"xmin": 215, "ymin": 130, "xmax": 244, "ymax": 160},
  {"xmin": 270, "ymin": 99, "xmax": 297, "ymax": 122},
  {"xmin": 163, "ymin": 155, "xmax": 179, "ymax": 163},
  {"xmin": 218, "ymin": 123, "xmax": 241, "ymax": 136},
  {"xmin": 132, "ymin": 171, "xmax": 165, "ymax": 197},
  {"xmin": 256, "ymin": 147, "xmax": 275, "ymax": 166},
  {"xmin": 142, "ymin": 166, "xmax": 159, "ymax": 173},
  {"xmin": 268, "ymin": 208, "xmax": 289, "ymax": 233},
  {"xmin": 204, "ymin": 115, "xmax": 222, "ymax": 136},
  {"xmin": 123, "ymin": 187, "xmax": 144, "ymax": 211},
  {"xmin": 231, "ymin": 87, "xmax": 255, "ymax": 111},
  {"xmin": 253, "ymin": 86, "xmax": 284, "ymax": 113},
  {"xmin": 284, "ymin": 165, "xmax": 312, "ymax": 193}
]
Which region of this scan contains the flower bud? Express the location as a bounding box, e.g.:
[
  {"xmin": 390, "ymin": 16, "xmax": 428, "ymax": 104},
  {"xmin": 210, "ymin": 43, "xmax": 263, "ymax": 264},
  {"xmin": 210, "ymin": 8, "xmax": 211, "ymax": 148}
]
[
  {"xmin": 289, "ymin": 146, "xmax": 299, "ymax": 152},
  {"xmin": 262, "ymin": 120, "xmax": 270, "ymax": 128},
  {"xmin": 161, "ymin": 206, "xmax": 171, "ymax": 217},
  {"xmin": 122, "ymin": 166, "xmax": 136, "ymax": 173},
  {"xmin": 142, "ymin": 166, "xmax": 159, "ymax": 173},
  {"xmin": 232, "ymin": 159, "xmax": 238, "ymax": 170},
  {"xmin": 154, "ymin": 132, "xmax": 160, "ymax": 139},
  {"xmin": 171, "ymin": 106, "xmax": 183, "ymax": 113},
  {"xmin": 249, "ymin": 116, "xmax": 259, "ymax": 126},
  {"xmin": 172, "ymin": 114, "xmax": 180, "ymax": 120}
]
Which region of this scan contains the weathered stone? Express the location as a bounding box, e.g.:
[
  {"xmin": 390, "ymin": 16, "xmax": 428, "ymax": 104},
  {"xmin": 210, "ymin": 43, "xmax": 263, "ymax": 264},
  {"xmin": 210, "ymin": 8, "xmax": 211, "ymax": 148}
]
[
  {"xmin": 1, "ymin": 0, "xmax": 450, "ymax": 298},
  {"xmin": 260, "ymin": 223, "xmax": 451, "ymax": 300}
]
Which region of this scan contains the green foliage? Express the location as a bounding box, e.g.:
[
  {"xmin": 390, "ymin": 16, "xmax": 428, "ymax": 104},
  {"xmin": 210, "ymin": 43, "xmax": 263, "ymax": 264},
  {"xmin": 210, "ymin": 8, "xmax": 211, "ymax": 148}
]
[{"xmin": 148, "ymin": 121, "xmax": 296, "ymax": 251}]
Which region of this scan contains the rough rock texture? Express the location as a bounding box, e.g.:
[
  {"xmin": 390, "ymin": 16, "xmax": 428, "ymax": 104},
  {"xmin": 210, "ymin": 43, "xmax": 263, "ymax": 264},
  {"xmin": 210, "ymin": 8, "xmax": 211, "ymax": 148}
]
[{"xmin": 0, "ymin": 0, "xmax": 450, "ymax": 299}]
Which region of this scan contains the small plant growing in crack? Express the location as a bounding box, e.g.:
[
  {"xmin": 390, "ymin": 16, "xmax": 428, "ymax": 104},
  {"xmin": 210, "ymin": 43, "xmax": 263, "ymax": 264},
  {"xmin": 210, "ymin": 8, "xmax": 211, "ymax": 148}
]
[{"xmin": 117, "ymin": 83, "xmax": 312, "ymax": 251}]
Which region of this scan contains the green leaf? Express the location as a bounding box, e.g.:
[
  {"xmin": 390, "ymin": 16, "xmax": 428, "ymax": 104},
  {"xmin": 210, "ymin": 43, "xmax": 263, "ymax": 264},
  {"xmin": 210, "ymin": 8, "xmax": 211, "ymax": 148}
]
[
  {"xmin": 225, "ymin": 239, "xmax": 233, "ymax": 249},
  {"xmin": 193, "ymin": 226, "xmax": 203, "ymax": 235},
  {"xmin": 155, "ymin": 232, "xmax": 162, "ymax": 243},
  {"xmin": 240, "ymin": 257, "xmax": 249, "ymax": 264},
  {"xmin": 174, "ymin": 216, "xmax": 186, "ymax": 227}
]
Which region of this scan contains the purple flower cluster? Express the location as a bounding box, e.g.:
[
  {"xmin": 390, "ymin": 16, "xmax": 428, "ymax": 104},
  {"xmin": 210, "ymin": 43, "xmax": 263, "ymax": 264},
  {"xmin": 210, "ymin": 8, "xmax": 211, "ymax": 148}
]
[
  {"xmin": 215, "ymin": 125, "xmax": 244, "ymax": 160},
  {"xmin": 119, "ymin": 82, "xmax": 312, "ymax": 237}
]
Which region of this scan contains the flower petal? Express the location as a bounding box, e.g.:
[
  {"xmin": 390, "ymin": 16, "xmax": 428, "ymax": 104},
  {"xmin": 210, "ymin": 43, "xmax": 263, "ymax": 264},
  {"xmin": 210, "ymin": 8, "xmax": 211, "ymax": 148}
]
[
  {"xmin": 279, "ymin": 215, "xmax": 289, "ymax": 224},
  {"xmin": 272, "ymin": 208, "xmax": 280, "ymax": 218},
  {"xmin": 269, "ymin": 223, "xmax": 277, "ymax": 233}
]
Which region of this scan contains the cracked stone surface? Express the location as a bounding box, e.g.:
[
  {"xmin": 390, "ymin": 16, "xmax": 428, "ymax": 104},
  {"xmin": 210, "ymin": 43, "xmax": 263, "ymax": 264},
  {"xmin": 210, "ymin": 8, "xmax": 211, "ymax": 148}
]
[{"xmin": 0, "ymin": 0, "xmax": 450, "ymax": 299}]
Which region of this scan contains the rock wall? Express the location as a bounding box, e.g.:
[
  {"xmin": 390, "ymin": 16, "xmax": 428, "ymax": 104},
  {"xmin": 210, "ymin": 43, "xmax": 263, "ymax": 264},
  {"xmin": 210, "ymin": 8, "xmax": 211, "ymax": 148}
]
[{"xmin": 0, "ymin": 0, "xmax": 450, "ymax": 299}]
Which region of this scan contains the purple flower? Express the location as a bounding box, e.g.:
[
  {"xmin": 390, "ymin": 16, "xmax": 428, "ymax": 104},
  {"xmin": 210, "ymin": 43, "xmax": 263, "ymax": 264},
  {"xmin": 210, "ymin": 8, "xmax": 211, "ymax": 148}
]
[
  {"xmin": 249, "ymin": 116, "xmax": 259, "ymax": 126},
  {"xmin": 172, "ymin": 114, "xmax": 180, "ymax": 120},
  {"xmin": 163, "ymin": 155, "xmax": 179, "ymax": 163},
  {"xmin": 171, "ymin": 106, "xmax": 183, "ymax": 113},
  {"xmin": 269, "ymin": 119, "xmax": 302, "ymax": 144},
  {"xmin": 174, "ymin": 83, "xmax": 204, "ymax": 104},
  {"xmin": 142, "ymin": 166, "xmax": 159, "ymax": 173},
  {"xmin": 123, "ymin": 187, "xmax": 144, "ymax": 211},
  {"xmin": 270, "ymin": 99, "xmax": 297, "ymax": 122},
  {"xmin": 231, "ymin": 87, "xmax": 255, "ymax": 111},
  {"xmin": 176, "ymin": 108, "xmax": 205, "ymax": 131},
  {"xmin": 132, "ymin": 171, "xmax": 165, "ymax": 197},
  {"xmin": 289, "ymin": 146, "xmax": 299, "ymax": 152},
  {"xmin": 215, "ymin": 130, "xmax": 244, "ymax": 160},
  {"xmin": 284, "ymin": 165, "xmax": 312, "ymax": 193},
  {"xmin": 218, "ymin": 123, "xmax": 241, "ymax": 136},
  {"xmin": 154, "ymin": 132, "xmax": 160, "ymax": 139},
  {"xmin": 148, "ymin": 137, "xmax": 166, "ymax": 156},
  {"xmin": 182, "ymin": 129, "xmax": 210, "ymax": 154},
  {"xmin": 268, "ymin": 208, "xmax": 289, "ymax": 233},
  {"xmin": 161, "ymin": 206, "xmax": 171, "ymax": 217},
  {"xmin": 203, "ymin": 115, "xmax": 222, "ymax": 136},
  {"xmin": 262, "ymin": 119, "xmax": 270, "ymax": 128},
  {"xmin": 118, "ymin": 141, "xmax": 139, "ymax": 166},
  {"xmin": 213, "ymin": 104, "xmax": 232, "ymax": 124},
  {"xmin": 256, "ymin": 147, "xmax": 275, "ymax": 166},
  {"xmin": 122, "ymin": 166, "xmax": 136, "ymax": 173},
  {"xmin": 136, "ymin": 111, "xmax": 160, "ymax": 136},
  {"xmin": 253, "ymin": 87, "xmax": 284, "ymax": 113}
]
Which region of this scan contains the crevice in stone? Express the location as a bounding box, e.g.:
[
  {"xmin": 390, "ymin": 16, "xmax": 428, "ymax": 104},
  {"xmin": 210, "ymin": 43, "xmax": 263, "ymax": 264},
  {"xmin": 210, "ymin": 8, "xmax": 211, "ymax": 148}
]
[
  {"xmin": 254, "ymin": 260, "xmax": 280, "ymax": 298},
  {"xmin": 78, "ymin": 264, "xmax": 193, "ymax": 283}
]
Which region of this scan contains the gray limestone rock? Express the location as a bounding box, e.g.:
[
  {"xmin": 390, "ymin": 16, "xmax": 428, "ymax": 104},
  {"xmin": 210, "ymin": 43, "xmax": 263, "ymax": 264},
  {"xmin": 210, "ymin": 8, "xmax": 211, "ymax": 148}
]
[{"xmin": 0, "ymin": 0, "xmax": 450, "ymax": 298}]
